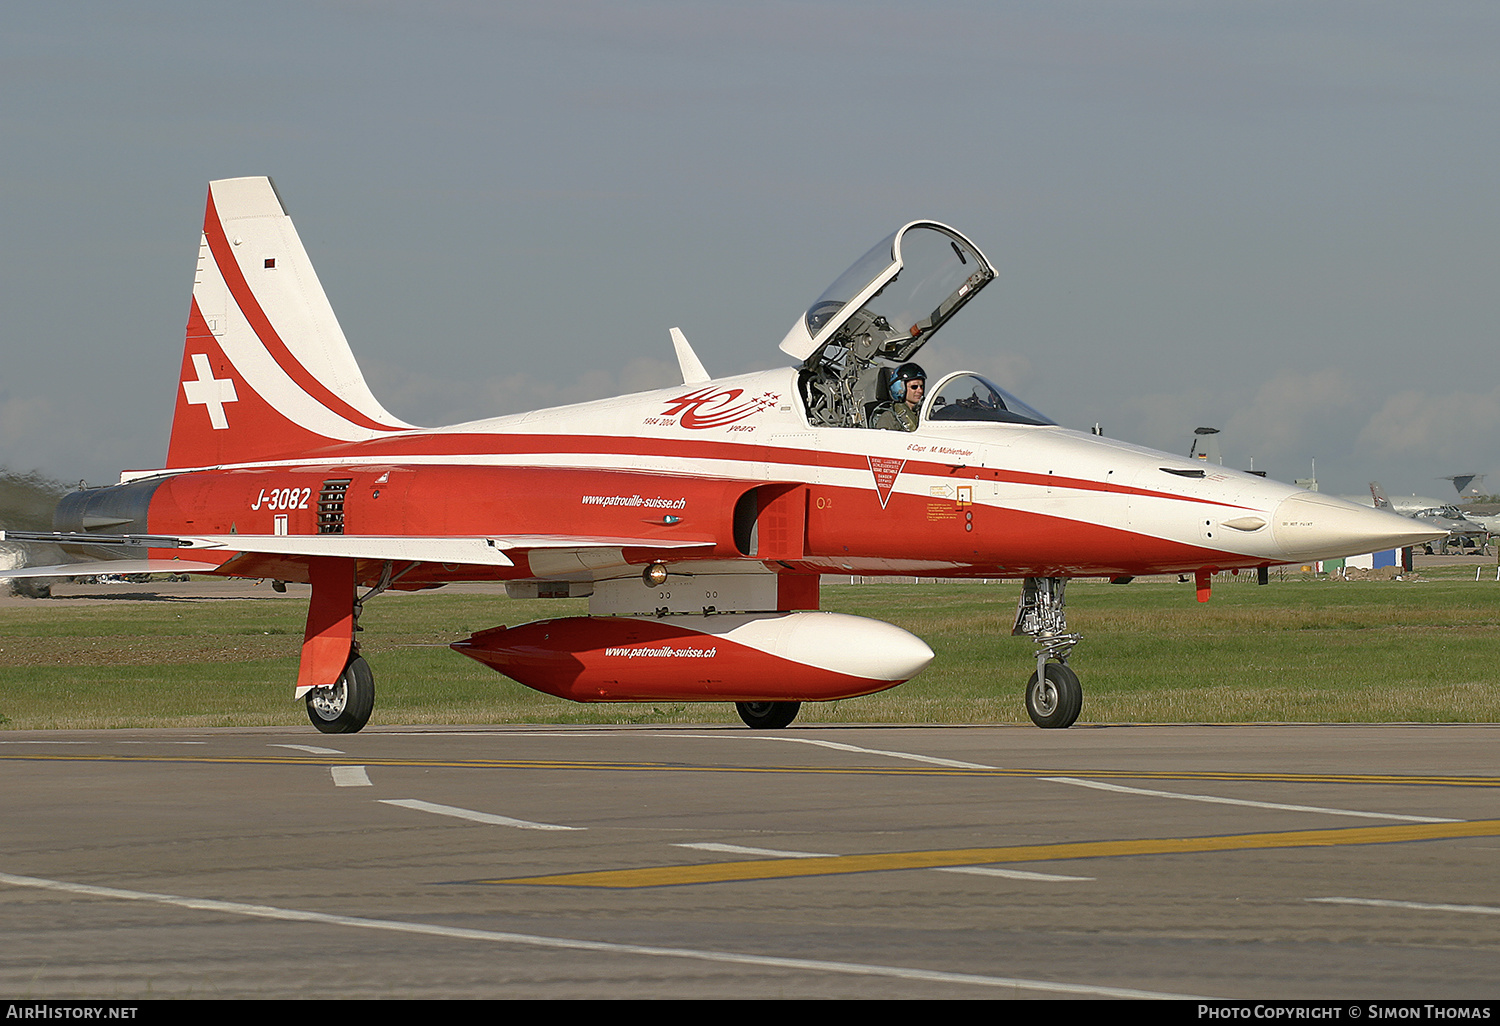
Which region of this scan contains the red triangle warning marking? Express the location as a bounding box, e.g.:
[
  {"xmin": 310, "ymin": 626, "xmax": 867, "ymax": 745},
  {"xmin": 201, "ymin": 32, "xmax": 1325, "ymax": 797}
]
[{"xmin": 868, "ymin": 457, "xmax": 906, "ymax": 509}]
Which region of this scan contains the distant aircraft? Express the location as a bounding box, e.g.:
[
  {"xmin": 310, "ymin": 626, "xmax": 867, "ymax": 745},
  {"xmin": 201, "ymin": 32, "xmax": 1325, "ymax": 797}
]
[
  {"xmin": 1188, "ymin": 427, "xmax": 1222, "ymax": 465},
  {"xmin": 1369, "ymin": 483, "xmax": 1489, "ymax": 554},
  {"xmin": 0, "ymin": 178, "xmax": 1443, "ymax": 733},
  {"xmin": 1343, "ymin": 489, "xmax": 1446, "ymax": 515},
  {"xmin": 1461, "ymin": 511, "xmax": 1500, "ymax": 537},
  {"xmin": 1441, "ymin": 474, "xmax": 1486, "ymax": 498}
]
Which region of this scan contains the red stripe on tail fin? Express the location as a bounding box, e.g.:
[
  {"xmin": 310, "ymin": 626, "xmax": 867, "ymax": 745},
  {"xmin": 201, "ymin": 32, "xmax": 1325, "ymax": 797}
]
[{"xmin": 164, "ymin": 178, "xmax": 413, "ymax": 469}]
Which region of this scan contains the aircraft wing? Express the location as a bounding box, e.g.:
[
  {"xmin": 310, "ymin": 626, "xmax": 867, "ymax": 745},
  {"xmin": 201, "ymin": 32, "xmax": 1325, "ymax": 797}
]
[{"xmin": 0, "ymin": 530, "xmax": 715, "ymax": 580}]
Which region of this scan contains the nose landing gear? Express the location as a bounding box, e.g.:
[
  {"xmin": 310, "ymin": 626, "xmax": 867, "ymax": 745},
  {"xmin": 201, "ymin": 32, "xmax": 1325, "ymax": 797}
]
[
  {"xmin": 735, "ymin": 701, "xmax": 801, "ymax": 729},
  {"xmin": 1014, "ymin": 576, "xmax": 1082, "ymax": 729}
]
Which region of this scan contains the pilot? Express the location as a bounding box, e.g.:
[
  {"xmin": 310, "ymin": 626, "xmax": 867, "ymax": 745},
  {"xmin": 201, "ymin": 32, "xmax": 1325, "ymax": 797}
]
[{"xmin": 872, "ymin": 363, "xmax": 926, "ymax": 432}]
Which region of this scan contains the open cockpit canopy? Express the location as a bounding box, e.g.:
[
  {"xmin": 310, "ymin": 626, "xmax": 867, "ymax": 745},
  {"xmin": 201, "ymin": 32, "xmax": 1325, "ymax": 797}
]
[
  {"xmin": 781, "ymin": 221, "xmax": 994, "ymax": 365},
  {"xmin": 924, "ymin": 371, "xmax": 1053, "ymax": 426},
  {"xmin": 781, "ymin": 222, "xmax": 1006, "ymax": 428}
]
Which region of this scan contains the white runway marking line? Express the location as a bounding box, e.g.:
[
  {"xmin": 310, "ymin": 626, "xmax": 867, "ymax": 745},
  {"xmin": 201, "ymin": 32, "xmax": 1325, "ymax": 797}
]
[
  {"xmin": 383, "ymin": 729, "xmax": 991, "ymax": 770},
  {"xmin": 331, "ymin": 766, "xmax": 372, "ymax": 787},
  {"xmin": 674, "ymin": 842, "xmax": 835, "ymax": 859},
  {"xmin": 381, "ymin": 798, "xmax": 583, "ymax": 831},
  {"xmin": 1309, "ymin": 897, "xmax": 1500, "ymax": 917},
  {"xmin": 1043, "ymin": 777, "xmax": 1461, "ymax": 823},
  {"xmin": 0, "ymin": 870, "xmax": 1201, "ymax": 999},
  {"xmin": 667, "ymin": 733, "xmax": 998, "ymax": 770},
  {"xmin": 677, "ymin": 738, "xmax": 1086, "ymax": 881},
  {"xmin": 758, "ymin": 736, "xmax": 997, "ymax": 769},
  {"xmin": 934, "ymin": 866, "xmax": 1095, "ymax": 882},
  {"xmin": 272, "ymin": 744, "xmax": 345, "ymax": 755},
  {"xmin": 674, "ymin": 843, "xmax": 1093, "ymax": 882}
]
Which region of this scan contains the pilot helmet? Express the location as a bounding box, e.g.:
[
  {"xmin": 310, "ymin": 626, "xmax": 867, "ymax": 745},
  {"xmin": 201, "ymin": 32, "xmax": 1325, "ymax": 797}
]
[{"xmin": 890, "ymin": 362, "xmax": 927, "ymax": 401}]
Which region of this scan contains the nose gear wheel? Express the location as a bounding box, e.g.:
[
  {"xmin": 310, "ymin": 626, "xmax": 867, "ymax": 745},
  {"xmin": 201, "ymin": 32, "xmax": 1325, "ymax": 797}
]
[{"xmin": 735, "ymin": 701, "xmax": 801, "ymax": 729}]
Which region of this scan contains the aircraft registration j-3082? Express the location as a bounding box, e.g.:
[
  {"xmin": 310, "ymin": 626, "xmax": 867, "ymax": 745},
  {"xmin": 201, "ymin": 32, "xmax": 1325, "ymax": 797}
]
[{"xmin": 1, "ymin": 177, "xmax": 1443, "ymax": 734}]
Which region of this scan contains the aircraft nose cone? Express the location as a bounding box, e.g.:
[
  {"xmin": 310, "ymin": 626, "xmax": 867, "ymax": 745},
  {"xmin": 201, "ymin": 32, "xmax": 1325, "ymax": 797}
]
[{"xmin": 1271, "ymin": 492, "xmax": 1447, "ymax": 560}]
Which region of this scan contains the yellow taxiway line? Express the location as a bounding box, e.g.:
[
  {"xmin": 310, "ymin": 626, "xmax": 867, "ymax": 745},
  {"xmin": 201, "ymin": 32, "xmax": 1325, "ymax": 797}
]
[{"xmin": 486, "ymin": 818, "xmax": 1500, "ymax": 889}]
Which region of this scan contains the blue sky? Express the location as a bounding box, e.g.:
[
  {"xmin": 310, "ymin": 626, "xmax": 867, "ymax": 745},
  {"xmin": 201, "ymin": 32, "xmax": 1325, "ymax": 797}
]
[{"xmin": 3, "ymin": 1, "xmax": 1497, "ymax": 500}]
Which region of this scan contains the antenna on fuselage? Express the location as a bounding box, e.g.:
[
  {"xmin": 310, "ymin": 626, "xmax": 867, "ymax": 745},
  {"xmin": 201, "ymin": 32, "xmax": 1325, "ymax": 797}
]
[{"xmin": 669, "ymin": 327, "xmax": 711, "ymax": 384}]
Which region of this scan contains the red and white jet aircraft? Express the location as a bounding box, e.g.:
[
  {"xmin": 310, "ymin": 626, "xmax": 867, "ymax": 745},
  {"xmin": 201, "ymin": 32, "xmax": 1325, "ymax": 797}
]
[{"xmin": 2, "ymin": 177, "xmax": 1442, "ymax": 733}]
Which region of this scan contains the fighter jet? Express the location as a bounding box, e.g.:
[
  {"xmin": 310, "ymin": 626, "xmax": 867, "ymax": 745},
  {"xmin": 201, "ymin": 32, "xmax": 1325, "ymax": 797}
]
[
  {"xmin": 1370, "ymin": 483, "xmax": 1489, "ymax": 554},
  {"xmin": 0, "ymin": 178, "xmax": 1443, "ymax": 733}
]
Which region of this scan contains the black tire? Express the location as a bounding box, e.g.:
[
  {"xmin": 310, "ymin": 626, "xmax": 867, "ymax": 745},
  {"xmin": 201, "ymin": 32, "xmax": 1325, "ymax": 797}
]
[
  {"xmin": 735, "ymin": 701, "xmax": 801, "ymax": 729},
  {"xmin": 1025, "ymin": 662, "xmax": 1082, "ymax": 729},
  {"xmin": 305, "ymin": 656, "xmax": 375, "ymax": 734}
]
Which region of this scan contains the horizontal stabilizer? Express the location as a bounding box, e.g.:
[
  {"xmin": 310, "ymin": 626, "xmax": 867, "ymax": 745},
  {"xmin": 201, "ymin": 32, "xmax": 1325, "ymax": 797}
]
[
  {"xmin": 3, "ymin": 530, "xmax": 193, "ymax": 549},
  {"xmin": 0, "ymin": 559, "xmax": 222, "ymax": 579}
]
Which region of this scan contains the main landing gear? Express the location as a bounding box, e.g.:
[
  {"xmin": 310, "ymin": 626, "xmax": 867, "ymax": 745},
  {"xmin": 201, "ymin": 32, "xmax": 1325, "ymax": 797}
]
[
  {"xmin": 299, "ymin": 559, "xmax": 409, "ymax": 735},
  {"xmin": 1013, "ymin": 577, "xmax": 1082, "ymax": 729},
  {"xmin": 306, "ymin": 654, "xmax": 375, "ymax": 734},
  {"xmin": 735, "ymin": 701, "xmax": 801, "ymax": 729}
]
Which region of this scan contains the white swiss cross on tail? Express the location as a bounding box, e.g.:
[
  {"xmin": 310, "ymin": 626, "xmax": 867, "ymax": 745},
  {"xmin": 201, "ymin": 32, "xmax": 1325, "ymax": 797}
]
[{"xmin": 182, "ymin": 353, "xmax": 238, "ymax": 429}]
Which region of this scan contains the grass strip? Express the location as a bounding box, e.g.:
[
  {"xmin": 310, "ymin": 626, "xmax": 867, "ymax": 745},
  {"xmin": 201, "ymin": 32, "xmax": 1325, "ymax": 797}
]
[{"xmin": 1, "ymin": 576, "xmax": 1496, "ymax": 729}]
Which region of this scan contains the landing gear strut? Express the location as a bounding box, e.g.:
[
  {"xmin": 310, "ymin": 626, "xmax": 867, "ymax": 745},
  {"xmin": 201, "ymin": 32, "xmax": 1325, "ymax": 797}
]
[{"xmin": 1013, "ymin": 576, "xmax": 1082, "ymax": 728}]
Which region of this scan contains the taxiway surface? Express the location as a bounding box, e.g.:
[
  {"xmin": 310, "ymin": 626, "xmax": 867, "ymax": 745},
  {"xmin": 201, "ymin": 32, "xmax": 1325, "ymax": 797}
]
[{"xmin": 2, "ymin": 723, "xmax": 1497, "ymax": 999}]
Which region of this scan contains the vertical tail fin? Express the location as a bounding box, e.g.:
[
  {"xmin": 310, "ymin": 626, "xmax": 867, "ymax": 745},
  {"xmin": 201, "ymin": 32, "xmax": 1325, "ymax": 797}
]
[
  {"xmin": 1369, "ymin": 482, "xmax": 1391, "ymax": 509},
  {"xmin": 166, "ymin": 177, "xmax": 414, "ymax": 469},
  {"xmin": 1189, "ymin": 427, "xmax": 1221, "ymax": 464}
]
